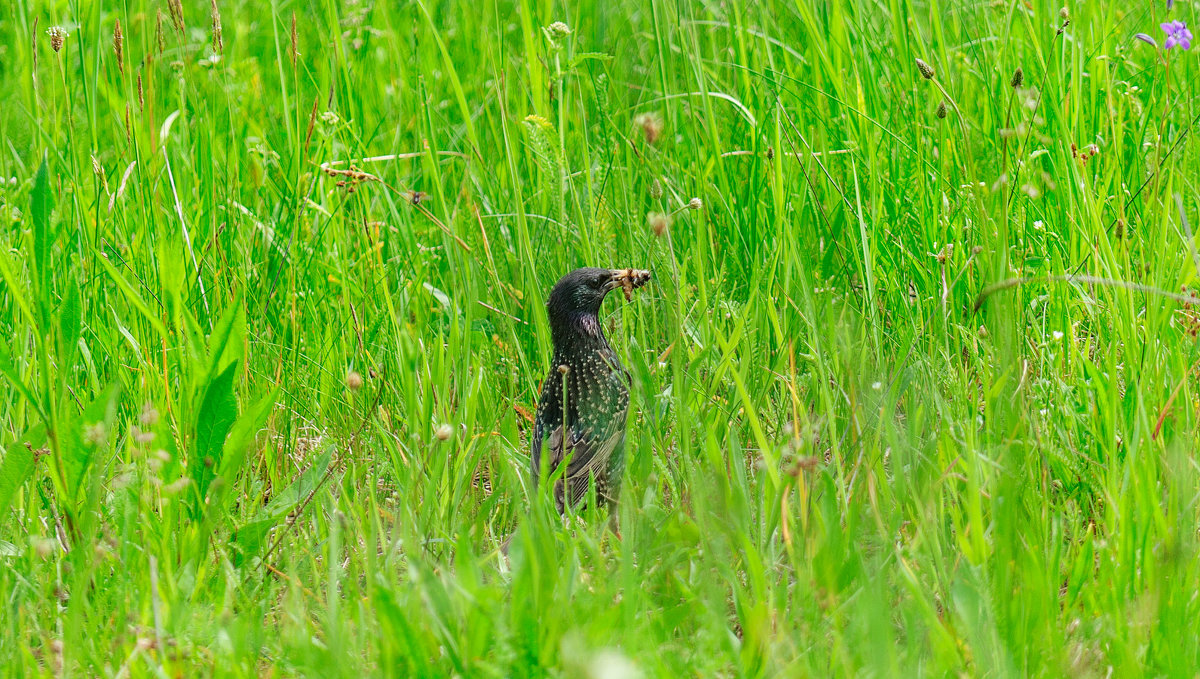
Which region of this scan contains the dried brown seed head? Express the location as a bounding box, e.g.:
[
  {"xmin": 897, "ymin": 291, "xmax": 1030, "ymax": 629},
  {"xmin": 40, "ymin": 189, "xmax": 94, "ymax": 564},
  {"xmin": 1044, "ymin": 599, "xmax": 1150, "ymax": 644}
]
[
  {"xmin": 648, "ymin": 211, "xmax": 670, "ymax": 238},
  {"xmin": 634, "ymin": 112, "xmax": 663, "ymax": 145}
]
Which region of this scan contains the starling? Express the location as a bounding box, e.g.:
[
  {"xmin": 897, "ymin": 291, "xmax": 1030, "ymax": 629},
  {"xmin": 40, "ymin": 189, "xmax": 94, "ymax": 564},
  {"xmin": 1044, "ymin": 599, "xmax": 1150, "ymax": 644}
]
[{"xmin": 533, "ymin": 267, "xmax": 651, "ymax": 514}]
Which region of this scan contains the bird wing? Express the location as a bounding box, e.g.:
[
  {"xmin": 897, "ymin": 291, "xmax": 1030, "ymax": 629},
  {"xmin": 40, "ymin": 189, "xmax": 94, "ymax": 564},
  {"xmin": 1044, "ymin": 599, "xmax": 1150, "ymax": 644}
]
[
  {"xmin": 541, "ymin": 414, "xmax": 626, "ymax": 507},
  {"xmin": 530, "ymin": 349, "xmax": 630, "ymax": 508},
  {"xmin": 544, "ymin": 417, "xmax": 624, "ymax": 508}
]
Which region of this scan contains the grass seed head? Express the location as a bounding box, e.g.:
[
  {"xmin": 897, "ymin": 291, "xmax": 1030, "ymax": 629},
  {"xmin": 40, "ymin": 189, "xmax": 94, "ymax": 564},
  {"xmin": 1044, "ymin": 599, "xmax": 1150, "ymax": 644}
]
[
  {"xmin": 936, "ymin": 243, "xmax": 953, "ymax": 263},
  {"xmin": 92, "ymin": 155, "xmax": 110, "ymax": 193},
  {"xmin": 113, "ymin": 19, "xmax": 124, "ymax": 73},
  {"xmin": 346, "ymin": 371, "xmax": 364, "ymax": 391},
  {"xmin": 168, "ymin": 0, "xmax": 185, "ymax": 33},
  {"xmin": 155, "ymin": 10, "xmax": 166, "ymax": 54},
  {"xmin": 47, "ymin": 26, "xmax": 68, "ymax": 53},
  {"xmin": 133, "ymin": 426, "xmax": 155, "ymax": 445},
  {"xmin": 649, "ymin": 178, "xmax": 663, "ymax": 199},
  {"xmin": 1010, "ymin": 66, "xmax": 1024, "ymax": 89},
  {"xmin": 211, "ymin": 0, "xmax": 224, "ymax": 53},
  {"xmin": 434, "ymin": 423, "xmax": 453, "ymax": 441},
  {"xmin": 634, "ymin": 112, "xmax": 663, "ymax": 145},
  {"xmin": 915, "ymin": 57, "xmax": 935, "ymax": 79},
  {"xmin": 83, "ymin": 421, "xmax": 108, "ymax": 446},
  {"xmin": 32, "ymin": 537, "xmax": 56, "ymax": 559},
  {"xmin": 163, "ymin": 477, "xmax": 191, "ymax": 495},
  {"xmin": 686, "ymin": 197, "xmax": 703, "ymax": 211},
  {"xmin": 648, "ymin": 211, "xmax": 670, "ymax": 237},
  {"xmin": 290, "ymin": 12, "xmax": 299, "ymax": 66},
  {"xmin": 936, "ymin": 100, "xmax": 948, "ymax": 119},
  {"xmin": 140, "ymin": 403, "xmax": 160, "ymax": 427}
]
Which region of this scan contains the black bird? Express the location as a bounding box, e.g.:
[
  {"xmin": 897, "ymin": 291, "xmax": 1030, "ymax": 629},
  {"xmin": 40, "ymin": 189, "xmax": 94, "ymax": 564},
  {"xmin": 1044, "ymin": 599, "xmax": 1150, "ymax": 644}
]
[{"xmin": 533, "ymin": 267, "xmax": 651, "ymax": 514}]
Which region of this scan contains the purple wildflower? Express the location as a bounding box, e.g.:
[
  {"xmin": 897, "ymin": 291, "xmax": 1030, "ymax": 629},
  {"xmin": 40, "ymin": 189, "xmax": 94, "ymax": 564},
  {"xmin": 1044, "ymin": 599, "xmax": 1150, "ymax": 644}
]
[
  {"xmin": 1135, "ymin": 32, "xmax": 1158, "ymax": 47},
  {"xmin": 1162, "ymin": 20, "xmax": 1193, "ymax": 50}
]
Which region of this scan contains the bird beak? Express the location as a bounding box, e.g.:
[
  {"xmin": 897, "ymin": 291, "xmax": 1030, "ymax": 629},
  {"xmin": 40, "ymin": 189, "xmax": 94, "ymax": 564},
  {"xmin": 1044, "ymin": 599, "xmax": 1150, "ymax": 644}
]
[{"xmin": 606, "ymin": 269, "xmax": 652, "ymax": 301}]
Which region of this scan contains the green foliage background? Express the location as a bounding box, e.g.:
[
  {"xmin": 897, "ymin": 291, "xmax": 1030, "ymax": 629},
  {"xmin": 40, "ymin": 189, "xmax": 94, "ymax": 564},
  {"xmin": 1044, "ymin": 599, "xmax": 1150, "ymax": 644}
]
[{"xmin": 1, "ymin": 0, "xmax": 1199, "ymax": 675}]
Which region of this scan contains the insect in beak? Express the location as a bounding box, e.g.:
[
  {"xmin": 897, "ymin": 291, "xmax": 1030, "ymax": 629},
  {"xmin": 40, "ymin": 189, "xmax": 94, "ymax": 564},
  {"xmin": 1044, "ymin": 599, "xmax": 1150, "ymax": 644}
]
[{"xmin": 606, "ymin": 269, "xmax": 652, "ymax": 301}]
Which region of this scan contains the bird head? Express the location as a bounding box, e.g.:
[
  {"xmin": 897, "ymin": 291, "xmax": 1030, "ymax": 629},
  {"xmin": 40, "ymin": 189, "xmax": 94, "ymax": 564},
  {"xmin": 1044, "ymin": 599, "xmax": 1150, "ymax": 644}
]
[{"xmin": 546, "ymin": 267, "xmax": 651, "ymax": 340}]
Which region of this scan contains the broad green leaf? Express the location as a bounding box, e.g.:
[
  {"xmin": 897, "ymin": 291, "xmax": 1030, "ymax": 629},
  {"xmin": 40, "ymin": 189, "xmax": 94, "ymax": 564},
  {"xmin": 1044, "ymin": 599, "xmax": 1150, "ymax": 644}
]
[
  {"xmin": 206, "ymin": 295, "xmax": 245, "ymax": 382},
  {"xmin": 231, "ymin": 442, "xmax": 334, "ymax": 563},
  {"xmin": 262, "ymin": 441, "xmax": 333, "ymax": 516},
  {"xmin": 229, "ymin": 516, "xmax": 275, "ymax": 566},
  {"xmin": 30, "ymin": 159, "xmax": 52, "ymax": 292},
  {"xmin": 180, "ymin": 304, "xmax": 208, "ymax": 373},
  {"xmin": 0, "ymin": 340, "xmax": 42, "ymax": 414},
  {"xmin": 60, "ymin": 383, "xmax": 121, "ymax": 505},
  {"xmin": 217, "ymin": 388, "xmax": 277, "ymax": 484},
  {"xmin": 57, "ymin": 276, "xmax": 82, "ymax": 362},
  {"xmin": 189, "ymin": 361, "xmax": 239, "ymax": 517},
  {"xmin": 155, "ymin": 234, "xmax": 186, "ymax": 318},
  {"xmin": 0, "ymin": 248, "xmax": 37, "ymax": 329},
  {"xmin": 203, "ymin": 388, "xmax": 278, "ymax": 521},
  {"xmin": 186, "ymin": 388, "xmax": 277, "ymax": 564},
  {"xmin": 0, "ymin": 423, "xmax": 47, "ymax": 521}
]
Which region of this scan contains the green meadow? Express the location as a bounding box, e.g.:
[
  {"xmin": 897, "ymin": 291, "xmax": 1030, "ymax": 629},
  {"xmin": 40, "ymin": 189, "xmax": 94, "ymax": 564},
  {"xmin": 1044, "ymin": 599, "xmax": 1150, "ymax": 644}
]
[{"xmin": 1, "ymin": 0, "xmax": 1199, "ymax": 675}]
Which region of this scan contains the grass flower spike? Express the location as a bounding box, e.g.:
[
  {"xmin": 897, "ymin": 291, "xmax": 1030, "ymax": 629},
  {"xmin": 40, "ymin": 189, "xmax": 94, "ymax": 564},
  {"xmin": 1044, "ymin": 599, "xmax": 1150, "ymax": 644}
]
[
  {"xmin": 915, "ymin": 58, "xmax": 935, "ymax": 79},
  {"xmin": 46, "ymin": 26, "xmax": 68, "ymax": 52}
]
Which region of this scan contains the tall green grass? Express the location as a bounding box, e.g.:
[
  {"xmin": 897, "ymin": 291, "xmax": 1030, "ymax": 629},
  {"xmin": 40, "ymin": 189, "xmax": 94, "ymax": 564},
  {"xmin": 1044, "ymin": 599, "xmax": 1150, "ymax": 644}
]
[{"xmin": 1, "ymin": 0, "xmax": 1198, "ymax": 675}]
